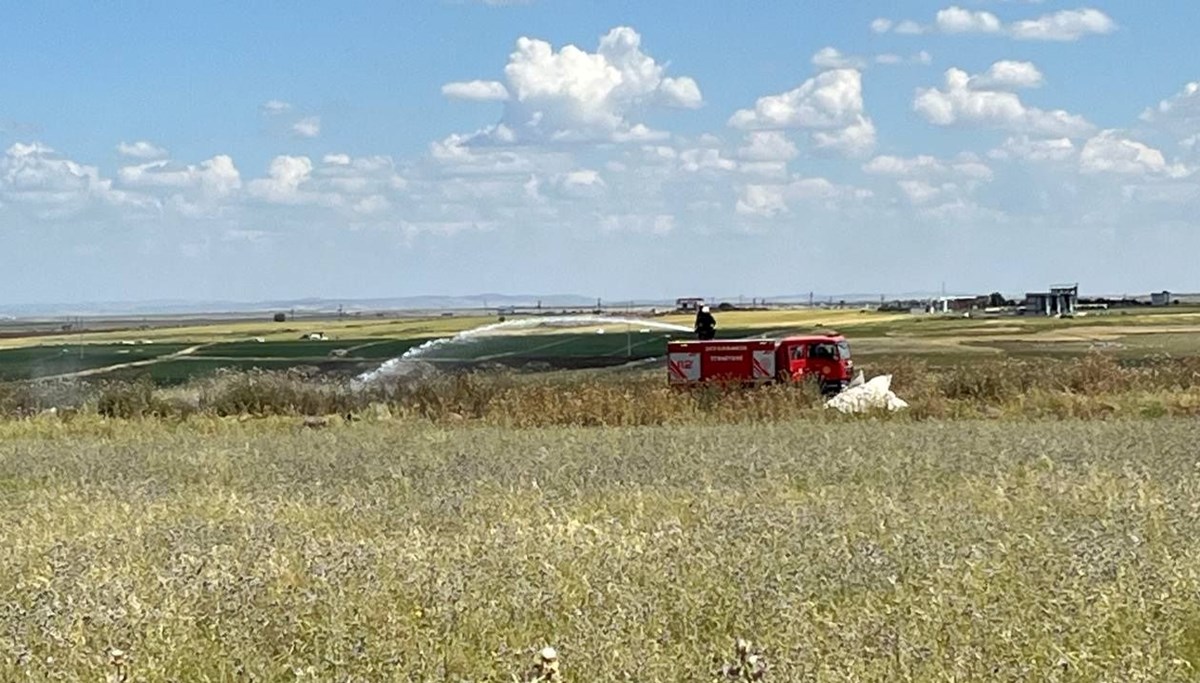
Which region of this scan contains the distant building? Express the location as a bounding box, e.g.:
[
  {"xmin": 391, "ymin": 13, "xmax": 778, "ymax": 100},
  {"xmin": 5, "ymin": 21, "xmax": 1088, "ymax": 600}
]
[
  {"xmin": 1151, "ymin": 290, "xmax": 1172, "ymax": 306},
  {"xmin": 1024, "ymin": 284, "xmax": 1078, "ymax": 316},
  {"xmin": 925, "ymin": 295, "xmax": 988, "ymax": 314},
  {"xmin": 675, "ymin": 297, "xmax": 705, "ymax": 312}
]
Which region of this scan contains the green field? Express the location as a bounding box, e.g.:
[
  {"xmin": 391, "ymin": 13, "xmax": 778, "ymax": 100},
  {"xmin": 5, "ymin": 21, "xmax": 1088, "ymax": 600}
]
[
  {"xmin": 0, "ymin": 343, "xmax": 190, "ymax": 381},
  {"xmin": 4, "ymin": 308, "xmax": 1200, "ymax": 383},
  {"xmin": 119, "ymin": 358, "xmax": 332, "ymax": 384},
  {"xmin": 0, "ymin": 325, "xmax": 783, "ymax": 382},
  {"xmin": 189, "ymin": 339, "xmax": 422, "ymax": 360}
]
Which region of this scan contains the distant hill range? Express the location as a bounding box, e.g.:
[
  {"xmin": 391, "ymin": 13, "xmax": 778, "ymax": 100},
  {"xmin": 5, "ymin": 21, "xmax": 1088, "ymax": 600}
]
[
  {"xmin": 0, "ymin": 292, "xmax": 963, "ymax": 318},
  {"xmin": 0, "ymin": 294, "xmax": 599, "ymax": 318},
  {"xmin": 4, "ymin": 290, "xmax": 1195, "ymax": 319}
]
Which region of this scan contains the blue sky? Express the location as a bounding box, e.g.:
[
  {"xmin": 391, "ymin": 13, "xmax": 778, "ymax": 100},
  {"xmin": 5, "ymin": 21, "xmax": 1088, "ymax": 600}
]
[{"xmin": 3, "ymin": 1, "xmax": 1200, "ymax": 304}]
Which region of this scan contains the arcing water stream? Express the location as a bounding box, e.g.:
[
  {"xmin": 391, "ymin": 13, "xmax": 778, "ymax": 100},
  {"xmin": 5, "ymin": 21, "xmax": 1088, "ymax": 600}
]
[{"xmin": 353, "ymin": 315, "xmax": 692, "ymax": 387}]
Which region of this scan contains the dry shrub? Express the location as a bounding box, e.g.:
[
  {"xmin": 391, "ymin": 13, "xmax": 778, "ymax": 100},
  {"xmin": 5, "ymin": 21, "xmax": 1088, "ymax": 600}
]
[
  {"xmin": 874, "ymin": 357, "xmax": 935, "ymax": 397},
  {"xmin": 387, "ymin": 373, "xmax": 512, "ymax": 421},
  {"xmin": 0, "ymin": 379, "xmax": 92, "ymax": 417},
  {"xmin": 488, "ymin": 377, "xmax": 826, "ymax": 428},
  {"xmin": 937, "ymin": 359, "xmax": 1037, "ymax": 402},
  {"xmin": 197, "ymin": 369, "xmax": 364, "ymax": 416},
  {"xmin": 493, "ymin": 380, "xmax": 677, "ymax": 427},
  {"xmin": 96, "ymin": 378, "xmax": 174, "ymax": 418},
  {"xmin": 810, "ymin": 353, "xmax": 1194, "ymax": 422},
  {"xmin": 0, "ymin": 382, "xmax": 51, "ymax": 417},
  {"xmin": 1058, "ymin": 353, "xmax": 1137, "ymax": 395},
  {"xmin": 5, "ymin": 352, "xmax": 1200, "ymax": 424}
]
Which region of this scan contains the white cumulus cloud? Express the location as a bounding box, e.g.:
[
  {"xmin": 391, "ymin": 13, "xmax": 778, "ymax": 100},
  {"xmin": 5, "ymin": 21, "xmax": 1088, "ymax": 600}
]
[
  {"xmin": 730, "ymin": 69, "xmax": 865, "ymax": 130},
  {"xmin": 449, "ymin": 26, "xmax": 704, "ymax": 144},
  {"xmin": 260, "ymin": 100, "xmax": 292, "ymax": 115},
  {"xmin": 1010, "ymin": 8, "xmax": 1117, "ymax": 41},
  {"xmin": 442, "ymin": 80, "xmax": 510, "ymax": 101},
  {"xmin": 119, "ymin": 155, "xmax": 242, "ymax": 197},
  {"xmin": 875, "ymin": 51, "xmax": 933, "ymax": 66},
  {"xmin": 678, "ymin": 147, "xmax": 738, "ymax": 173},
  {"xmin": 812, "ymin": 47, "xmax": 866, "ymax": 70},
  {"xmin": 1080, "ymin": 131, "xmax": 1187, "ymax": 177},
  {"xmin": 248, "ymin": 155, "xmax": 314, "ymax": 202},
  {"xmin": 988, "ymin": 136, "xmax": 1077, "ymax": 162},
  {"xmin": 316, "ymin": 154, "xmax": 407, "ymax": 193},
  {"xmin": 291, "ymin": 117, "xmax": 321, "ymax": 139},
  {"xmin": 659, "ymin": 77, "xmax": 704, "ymax": 109},
  {"xmin": 1140, "ymin": 81, "xmax": 1200, "ymax": 141},
  {"xmin": 3, "ymin": 142, "xmax": 150, "ymax": 215},
  {"xmin": 936, "ymin": 7, "xmax": 1002, "ymax": 34},
  {"xmin": 863, "ymin": 154, "xmax": 993, "ymax": 180},
  {"xmin": 898, "ymin": 179, "xmax": 956, "ymax": 204},
  {"xmin": 729, "ymin": 69, "xmax": 877, "ymax": 157},
  {"xmin": 736, "ymin": 177, "xmax": 870, "ymax": 216},
  {"xmin": 812, "ymin": 118, "xmax": 878, "ymax": 158},
  {"xmin": 735, "ymin": 184, "xmax": 787, "ymax": 217},
  {"xmin": 240, "ymin": 153, "xmax": 407, "ymax": 210},
  {"xmin": 427, "ymin": 129, "xmax": 576, "ymax": 178},
  {"xmin": 738, "ymin": 132, "xmax": 798, "ymax": 162},
  {"xmin": 969, "ymin": 60, "xmax": 1044, "ymax": 90},
  {"xmin": 914, "ymin": 66, "xmax": 1093, "ymax": 137},
  {"xmin": 551, "ymin": 168, "xmax": 607, "ymax": 198},
  {"xmin": 116, "ymin": 141, "xmax": 169, "ymax": 160},
  {"xmin": 879, "ymin": 6, "xmax": 1116, "ymax": 42}
]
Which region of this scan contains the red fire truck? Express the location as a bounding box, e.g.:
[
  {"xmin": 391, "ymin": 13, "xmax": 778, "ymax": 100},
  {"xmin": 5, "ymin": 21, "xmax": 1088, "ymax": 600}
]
[{"xmin": 667, "ymin": 334, "xmax": 854, "ymax": 394}]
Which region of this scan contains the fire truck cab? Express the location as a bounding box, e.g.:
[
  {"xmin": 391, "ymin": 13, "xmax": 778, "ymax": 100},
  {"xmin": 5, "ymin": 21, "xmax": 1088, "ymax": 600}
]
[{"xmin": 667, "ymin": 334, "xmax": 854, "ymax": 395}]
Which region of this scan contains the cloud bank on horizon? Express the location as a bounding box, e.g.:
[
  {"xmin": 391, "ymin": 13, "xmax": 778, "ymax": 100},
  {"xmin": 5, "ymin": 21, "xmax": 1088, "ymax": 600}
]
[{"xmin": 2, "ymin": 2, "xmax": 1199, "ymax": 302}]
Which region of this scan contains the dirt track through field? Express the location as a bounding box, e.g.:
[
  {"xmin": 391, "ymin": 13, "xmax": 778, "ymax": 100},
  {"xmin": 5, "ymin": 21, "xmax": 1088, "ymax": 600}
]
[
  {"xmin": 854, "ymin": 323, "xmax": 1200, "ymax": 356},
  {"xmin": 33, "ymin": 344, "xmax": 211, "ymax": 381}
]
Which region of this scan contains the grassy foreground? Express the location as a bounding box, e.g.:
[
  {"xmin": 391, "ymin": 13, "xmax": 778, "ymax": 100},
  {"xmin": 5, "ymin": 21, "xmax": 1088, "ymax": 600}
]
[{"xmin": 3, "ymin": 419, "xmax": 1200, "ymax": 680}]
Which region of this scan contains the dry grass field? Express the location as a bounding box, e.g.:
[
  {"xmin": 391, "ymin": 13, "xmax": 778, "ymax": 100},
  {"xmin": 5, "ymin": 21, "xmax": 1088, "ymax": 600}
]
[
  {"xmin": 4, "ymin": 418, "xmax": 1200, "ymax": 680},
  {"xmin": 5, "ymin": 308, "xmax": 1200, "ymax": 681}
]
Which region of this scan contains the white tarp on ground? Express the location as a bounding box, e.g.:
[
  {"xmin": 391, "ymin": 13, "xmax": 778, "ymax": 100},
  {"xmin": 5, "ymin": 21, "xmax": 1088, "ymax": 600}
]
[{"xmin": 825, "ymin": 372, "xmax": 909, "ymax": 413}]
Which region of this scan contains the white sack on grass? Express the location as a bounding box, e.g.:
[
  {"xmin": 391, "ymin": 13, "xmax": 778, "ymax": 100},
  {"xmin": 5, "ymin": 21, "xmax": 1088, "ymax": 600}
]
[{"xmin": 826, "ymin": 373, "xmax": 909, "ymax": 413}]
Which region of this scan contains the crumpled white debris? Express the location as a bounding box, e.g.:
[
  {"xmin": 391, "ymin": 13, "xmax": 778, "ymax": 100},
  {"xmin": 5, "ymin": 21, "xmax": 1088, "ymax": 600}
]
[{"xmin": 825, "ymin": 371, "xmax": 909, "ymax": 413}]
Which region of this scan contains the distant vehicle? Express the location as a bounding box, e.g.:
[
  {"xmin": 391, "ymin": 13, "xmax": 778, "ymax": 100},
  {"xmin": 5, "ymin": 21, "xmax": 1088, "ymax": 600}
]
[{"xmin": 667, "ymin": 334, "xmax": 854, "ymax": 395}]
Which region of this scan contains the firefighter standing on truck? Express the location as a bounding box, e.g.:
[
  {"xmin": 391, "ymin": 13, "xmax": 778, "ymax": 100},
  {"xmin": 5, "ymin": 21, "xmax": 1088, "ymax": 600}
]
[{"xmin": 694, "ymin": 305, "xmax": 716, "ymax": 340}]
